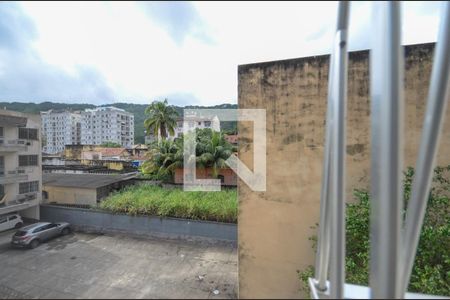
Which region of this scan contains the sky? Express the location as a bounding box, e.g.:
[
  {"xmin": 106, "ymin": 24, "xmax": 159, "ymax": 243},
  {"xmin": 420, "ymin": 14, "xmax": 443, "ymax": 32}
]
[{"xmin": 0, "ymin": 1, "xmax": 444, "ymax": 106}]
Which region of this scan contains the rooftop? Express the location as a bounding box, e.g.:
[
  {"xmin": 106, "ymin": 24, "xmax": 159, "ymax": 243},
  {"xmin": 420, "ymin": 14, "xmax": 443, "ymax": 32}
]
[
  {"xmin": 96, "ymin": 147, "xmax": 128, "ymax": 157},
  {"xmin": 43, "ymin": 173, "xmax": 137, "ymax": 189},
  {"xmin": 84, "ymin": 106, "xmax": 131, "ymax": 114}
]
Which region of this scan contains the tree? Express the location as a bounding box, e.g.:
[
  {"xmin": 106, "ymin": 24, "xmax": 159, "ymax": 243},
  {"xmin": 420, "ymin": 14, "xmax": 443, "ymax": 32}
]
[
  {"xmin": 100, "ymin": 141, "xmax": 122, "ymax": 148},
  {"xmin": 197, "ymin": 130, "xmax": 234, "ymax": 178},
  {"xmin": 140, "ymin": 138, "xmax": 183, "ymax": 180},
  {"xmin": 144, "ymin": 99, "xmax": 179, "ymax": 142},
  {"xmin": 298, "ymin": 165, "xmax": 450, "ymax": 296},
  {"xmin": 141, "ymin": 128, "xmax": 236, "ymax": 182}
]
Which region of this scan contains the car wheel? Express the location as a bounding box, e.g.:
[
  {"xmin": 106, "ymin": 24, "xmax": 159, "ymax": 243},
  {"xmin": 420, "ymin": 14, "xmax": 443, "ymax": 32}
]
[
  {"xmin": 14, "ymin": 222, "xmax": 23, "ymax": 229},
  {"xmin": 62, "ymin": 228, "xmax": 70, "ymax": 235},
  {"xmin": 29, "ymin": 239, "xmax": 40, "ymax": 249}
]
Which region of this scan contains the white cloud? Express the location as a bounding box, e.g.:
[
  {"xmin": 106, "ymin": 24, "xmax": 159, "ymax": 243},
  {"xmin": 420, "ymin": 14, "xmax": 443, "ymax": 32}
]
[{"xmin": 7, "ymin": 1, "xmax": 444, "ymax": 106}]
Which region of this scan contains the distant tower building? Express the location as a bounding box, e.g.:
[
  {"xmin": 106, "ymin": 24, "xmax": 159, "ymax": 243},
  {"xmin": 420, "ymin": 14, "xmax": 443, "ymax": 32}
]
[
  {"xmin": 41, "ymin": 110, "xmax": 82, "ymax": 154},
  {"xmin": 166, "ymin": 114, "xmax": 221, "ymax": 140},
  {"xmin": 81, "ymin": 107, "xmax": 134, "ymax": 148}
]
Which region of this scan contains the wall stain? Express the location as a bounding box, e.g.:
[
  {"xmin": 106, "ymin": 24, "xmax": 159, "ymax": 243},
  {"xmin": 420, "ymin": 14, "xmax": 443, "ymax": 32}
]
[
  {"xmin": 346, "ymin": 143, "xmax": 365, "ymax": 156},
  {"xmin": 282, "ymin": 133, "xmax": 304, "ymax": 145}
]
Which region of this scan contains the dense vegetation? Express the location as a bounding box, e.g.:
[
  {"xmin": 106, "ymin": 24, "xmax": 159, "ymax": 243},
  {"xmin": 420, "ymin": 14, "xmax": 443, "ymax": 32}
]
[
  {"xmin": 298, "ymin": 165, "xmax": 450, "ymax": 296},
  {"xmin": 100, "ymin": 185, "xmax": 237, "ymax": 223},
  {"xmin": 0, "ymin": 101, "xmax": 238, "ymax": 144},
  {"xmin": 140, "ymin": 128, "xmax": 236, "ymax": 182},
  {"xmin": 100, "ymin": 141, "xmax": 122, "ymax": 148}
]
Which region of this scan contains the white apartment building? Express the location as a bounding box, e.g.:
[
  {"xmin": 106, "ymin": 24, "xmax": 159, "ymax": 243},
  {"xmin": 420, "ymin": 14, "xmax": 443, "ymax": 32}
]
[
  {"xmin": 144, "ymin": 115, "xmax": 220, "ymax": 143},
  {"xmin": 41, "ymin": 110, "xmax": 82, "ymax": 154},
  {"xmin": 0, "ymin": 109, "xmax": 42, "ymax": 220},
  {"xmin": 81, "ymin": 107, "xmax": 134, "ymax": 148}
]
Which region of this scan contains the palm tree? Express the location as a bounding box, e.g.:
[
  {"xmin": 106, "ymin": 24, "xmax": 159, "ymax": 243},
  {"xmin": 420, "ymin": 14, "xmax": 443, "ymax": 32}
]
[
  {"xmin": 144, "ymin": 99, "xmax": 179, "ymax": 142},
  {"xmin": 197, "ymin": 131, "xmax": 233, "ymax": 178},
  {"xmin": 141, "ymin": 138, "xmax": 183, "ymax": 179}
]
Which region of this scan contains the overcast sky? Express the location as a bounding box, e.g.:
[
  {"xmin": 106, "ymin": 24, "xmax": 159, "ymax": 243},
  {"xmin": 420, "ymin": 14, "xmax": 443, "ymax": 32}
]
[{"xmin": 0, "ymin": 1, "xmax": 444, "ymax": 106}]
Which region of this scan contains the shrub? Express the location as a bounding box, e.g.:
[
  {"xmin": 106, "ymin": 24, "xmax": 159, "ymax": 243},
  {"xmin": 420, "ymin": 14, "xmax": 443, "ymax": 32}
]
[
  {"xmin": 100, "ymin": 185, "xmax": 238, "ymax": 223},
  {"xmin": 298, "ymin": 165, "xmax": 450, "ymax": 296}
]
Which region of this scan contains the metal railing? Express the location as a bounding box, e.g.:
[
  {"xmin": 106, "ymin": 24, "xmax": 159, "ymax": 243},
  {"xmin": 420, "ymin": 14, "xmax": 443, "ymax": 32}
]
[
  {"xmin": 309, "ymin": 1, "xmax": 450, "ymax": 299},
  {"xmin": 0, "ymin": 139, "xmax": 28, "ymax": 151},
  {"xmin": 0, "ymin": 168, "xmax": 28, "ymax": 184}
]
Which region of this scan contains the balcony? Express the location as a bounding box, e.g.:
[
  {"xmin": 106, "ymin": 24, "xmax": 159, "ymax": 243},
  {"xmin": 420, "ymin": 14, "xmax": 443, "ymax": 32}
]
[
  {"xmin": 0, "ymin": 169, "xmax": 28, "ymax": 184},
  {"xmin": 0, "ymin": 192, "xmax": 38, "ymax": 215},
  {"xmin": 0, "ymin": 139, "xmax": 28, "ymax": 152}
]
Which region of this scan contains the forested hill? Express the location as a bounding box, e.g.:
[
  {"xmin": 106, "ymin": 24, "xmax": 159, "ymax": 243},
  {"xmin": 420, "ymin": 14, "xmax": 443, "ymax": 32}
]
[{"xmin": 0, "ymin": 101, "xmax": 238, "ymax": 144}]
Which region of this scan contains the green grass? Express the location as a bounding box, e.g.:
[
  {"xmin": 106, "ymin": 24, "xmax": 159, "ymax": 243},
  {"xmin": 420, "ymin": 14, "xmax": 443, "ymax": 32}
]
[{"xmin": 100, "ymin": 185, "xmax": 238, "ymax": 223}]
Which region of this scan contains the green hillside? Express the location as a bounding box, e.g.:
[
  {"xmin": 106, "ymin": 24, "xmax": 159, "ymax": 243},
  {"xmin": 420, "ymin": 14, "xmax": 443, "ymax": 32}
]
[{"xmin": 0, "ymin": 101, "xmax": 237, "ymax": 144}]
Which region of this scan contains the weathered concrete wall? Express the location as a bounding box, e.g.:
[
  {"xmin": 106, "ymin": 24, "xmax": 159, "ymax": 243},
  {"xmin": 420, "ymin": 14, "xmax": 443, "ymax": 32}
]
[
  {"xmin": 237, "ymin": 43, "xmax": 450, "ymax": 298},
  {"xmin": 40, "ymin": 205, "xmax": 237, "ymax": 241},
  {"xmin": 174, "ymin": 168, "xmax": 238, "ymax": 186},
  {"xmin": 42, "ymin": 186, "xmax": 97, "ymax": 206}
]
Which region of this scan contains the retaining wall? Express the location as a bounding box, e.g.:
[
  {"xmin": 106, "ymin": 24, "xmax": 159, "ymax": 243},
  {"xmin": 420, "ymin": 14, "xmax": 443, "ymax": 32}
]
[{"xmin": 40, "ymin": 205, "xmax": 237, "ymax": 241}]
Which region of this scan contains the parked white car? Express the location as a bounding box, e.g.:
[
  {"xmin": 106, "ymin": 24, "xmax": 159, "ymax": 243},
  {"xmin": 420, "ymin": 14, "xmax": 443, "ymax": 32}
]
[{"xmin": 0, "ymin": 214, "xmax": 24, "ymax": 232}]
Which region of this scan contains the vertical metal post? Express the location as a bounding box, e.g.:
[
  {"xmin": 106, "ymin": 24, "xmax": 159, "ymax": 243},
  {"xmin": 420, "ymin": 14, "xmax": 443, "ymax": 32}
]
[
  {"xmin": 314, "ymin": 24, "xmax": 336, "ymax": 294},
  {"xmin": 328, "ymin": 2, "xmax": 349, "ymax": 299},
  {"xmin": 401, "ymin": 2, "xmax": 450, "ymax": 294},
  {"xmin": 314, "ymin": 2, "xmax": 349, "ymax": 296},
  {"xmin": 369, "ymin": 2, "xmax": 403, "ymax": 299}
]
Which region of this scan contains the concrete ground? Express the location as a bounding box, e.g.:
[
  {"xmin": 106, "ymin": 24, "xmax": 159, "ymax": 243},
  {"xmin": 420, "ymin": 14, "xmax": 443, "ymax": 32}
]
[{"xmin": 0, "ymin": 229, "xmax": 237, "ymax": 299}]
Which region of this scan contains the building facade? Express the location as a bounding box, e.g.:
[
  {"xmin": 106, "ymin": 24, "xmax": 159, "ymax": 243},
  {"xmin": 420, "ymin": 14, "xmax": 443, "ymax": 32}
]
[
  {"xmin": 81, "ymin": 107, "xmax": 134, "ymax": 148},
  {"xmin": 0, "ymin": 109, "xmax": 42, "ymax": 220},
  {"xmin": 237, "ymin": 42, "xmax": 450, "ymax": 298},
  {"xmin": 144, "ymin": 115, "xmax": 220, "ymax": 143},
  {"xmin": 41, "ymin": 110, "xmax": 82, "ymax": 154}
]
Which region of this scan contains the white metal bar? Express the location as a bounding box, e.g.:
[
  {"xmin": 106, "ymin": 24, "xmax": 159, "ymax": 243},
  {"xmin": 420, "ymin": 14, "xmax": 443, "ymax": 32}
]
[
  {"xmin": 329, "ymin": 2, "xmax": 349, "ymax": 299},
  {"xmin": 314, "ymin": 147, "xmax": 332, "ymax": 291},
  {"xmin": 369, "ymin": 2, "xmax": 404, "ymax": 299},
  {"xmin": 314, "ymin": 23, "xmax": 335, "ymax": 293},
  {"xmin": 314, "ymin": 2, "xmax": 349, "ymax": 294},
  {"xmin": 401, "ymin": 2, "xmax": 450, "ymax": 294}
]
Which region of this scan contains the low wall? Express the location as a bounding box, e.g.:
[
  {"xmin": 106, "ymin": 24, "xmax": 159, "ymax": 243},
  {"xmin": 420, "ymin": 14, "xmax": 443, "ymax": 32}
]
[{"xmin": 40, "ymin": 205, "xmax": 237, "ymax": 241}]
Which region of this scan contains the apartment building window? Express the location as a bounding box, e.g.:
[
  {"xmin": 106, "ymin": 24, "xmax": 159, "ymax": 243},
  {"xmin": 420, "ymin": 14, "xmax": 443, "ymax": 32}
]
[
  {"xmin": 204, "ymin": 121, "xmax": 211, "ymax": 127},
  {"xmin": 0, "ymin": 156, "xmax": 4, "ymax": 176},
  {"xmin": 18, "ymin": 128, "xmax": 38, "ymax": 140},
  {"xmin": 19, "ymin": 155, "xmax": 39, "ymax": 167},
  {"xmin": 0, "ymin": 127, "xmax": 3, "ymax": 138},
  {"xmin": 19, "ymin": 181, "xmax": 39, "ymax": 194}
]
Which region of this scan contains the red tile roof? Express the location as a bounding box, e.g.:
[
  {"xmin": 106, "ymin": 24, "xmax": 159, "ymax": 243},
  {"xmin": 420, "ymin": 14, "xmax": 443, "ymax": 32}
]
[
  {"xmin": 225, "ymin": 134, "xmax": 238, "ymax": 144},
  {"xmin": 97, "ymin": 147, "xmax": 128, "ymax": 157}
]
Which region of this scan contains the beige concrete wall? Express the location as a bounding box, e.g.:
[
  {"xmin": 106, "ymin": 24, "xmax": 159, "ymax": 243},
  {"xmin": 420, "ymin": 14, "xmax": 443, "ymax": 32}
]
[
  {"xmin": 237, "ymin": 43, "xmax": 450, "ymax": 299},
  {"xmin": 43, "ymin": 185, "xmax": 97, "ymax": 206}
]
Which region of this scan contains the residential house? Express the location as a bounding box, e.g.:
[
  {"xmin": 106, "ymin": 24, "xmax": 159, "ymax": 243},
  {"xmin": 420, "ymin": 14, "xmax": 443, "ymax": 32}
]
[
  {"xmin": 0, "ymin": 109, "xmax": 42, "ymax": 220},
  {"xmin": 81, "ymin": 147, "xmax": 131, "ymax": 161},
  {"xmin": 42, "ymin": 173, "xmax": 136, "ymax": 206}
]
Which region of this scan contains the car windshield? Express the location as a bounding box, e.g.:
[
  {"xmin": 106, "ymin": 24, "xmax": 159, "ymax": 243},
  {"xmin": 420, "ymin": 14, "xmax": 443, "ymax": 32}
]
[{"xmin": 14, "ymin": 230, "xmax": 27, "ymax": 237}]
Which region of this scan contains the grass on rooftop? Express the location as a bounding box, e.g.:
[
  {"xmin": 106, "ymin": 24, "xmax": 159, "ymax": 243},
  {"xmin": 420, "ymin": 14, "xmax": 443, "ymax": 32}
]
[{"xmin": 100, "ymin": 185, "xmax": 237, "ymax": 223}]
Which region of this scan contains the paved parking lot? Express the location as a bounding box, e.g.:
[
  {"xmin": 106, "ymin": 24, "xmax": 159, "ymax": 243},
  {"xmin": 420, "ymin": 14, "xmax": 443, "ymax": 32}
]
[{"xmin": 0, "ymin": 229, "xmax": 237, "ymax": 299}]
